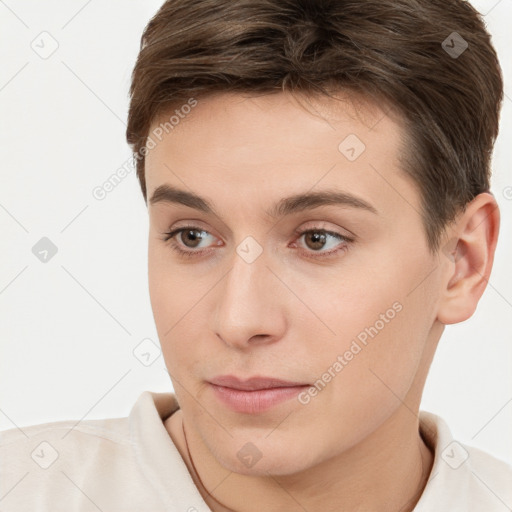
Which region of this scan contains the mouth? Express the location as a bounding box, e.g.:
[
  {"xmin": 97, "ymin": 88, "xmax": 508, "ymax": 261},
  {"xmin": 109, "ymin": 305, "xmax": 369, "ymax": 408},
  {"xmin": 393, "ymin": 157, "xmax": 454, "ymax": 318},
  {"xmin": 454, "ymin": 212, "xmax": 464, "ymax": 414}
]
[{"xmin": 207, "ymin": 375, "xmax": 311, "ymax": 414}]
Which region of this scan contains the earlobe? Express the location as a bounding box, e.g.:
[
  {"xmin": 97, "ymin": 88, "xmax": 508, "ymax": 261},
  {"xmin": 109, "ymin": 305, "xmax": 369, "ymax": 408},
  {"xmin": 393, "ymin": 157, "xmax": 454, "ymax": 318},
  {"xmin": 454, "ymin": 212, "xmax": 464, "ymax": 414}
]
[{"xmin": 436, "ymin": 193, "xmax": 500, "ymax": 325}]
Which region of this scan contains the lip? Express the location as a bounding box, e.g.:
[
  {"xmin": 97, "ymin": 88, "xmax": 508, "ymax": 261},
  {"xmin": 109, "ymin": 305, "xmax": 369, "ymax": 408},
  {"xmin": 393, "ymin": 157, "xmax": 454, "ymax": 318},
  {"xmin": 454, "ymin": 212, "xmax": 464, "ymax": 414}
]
[
  {"xmin": 208, "ymin": 375, "xmax": 310, "ymax": 414},
  {"xmin": 208, "ymin": 375, "xmax": 308, "ymax": 391}
]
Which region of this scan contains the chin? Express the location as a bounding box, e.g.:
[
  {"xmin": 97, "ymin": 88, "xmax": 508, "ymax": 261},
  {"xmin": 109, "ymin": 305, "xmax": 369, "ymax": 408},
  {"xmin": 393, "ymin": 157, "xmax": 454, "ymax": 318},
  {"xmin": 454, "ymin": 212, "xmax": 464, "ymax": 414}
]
[
  {"xmin": 223, "ymin": 456, "xmax": 309, "ymax": 477},
  {"xmin": 211, "ymin": 437, "xmax": 319, "ymax": 477}
]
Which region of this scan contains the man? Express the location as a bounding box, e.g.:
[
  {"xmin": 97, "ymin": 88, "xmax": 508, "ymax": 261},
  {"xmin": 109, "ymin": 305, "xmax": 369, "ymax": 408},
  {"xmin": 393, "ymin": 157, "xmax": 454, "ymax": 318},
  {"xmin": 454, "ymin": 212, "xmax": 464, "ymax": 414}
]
[{"xmin": 1, "ymin": 1, "xmax": 510, "ymax": 510}]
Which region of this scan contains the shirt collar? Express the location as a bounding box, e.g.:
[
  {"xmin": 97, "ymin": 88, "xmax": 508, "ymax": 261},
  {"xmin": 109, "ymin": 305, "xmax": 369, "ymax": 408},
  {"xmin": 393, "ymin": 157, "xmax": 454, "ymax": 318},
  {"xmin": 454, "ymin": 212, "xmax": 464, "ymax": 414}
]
[
  {"xmin": 129, "ymin": 390, "xmax": 490, "ymax": 511},
  {"xmin": 415, "ymin": 410, "xmax": 475, "ymax": 511},
  {"xmin": 129, "ymin": 390, "xmax": 212, "ymax": 511}
]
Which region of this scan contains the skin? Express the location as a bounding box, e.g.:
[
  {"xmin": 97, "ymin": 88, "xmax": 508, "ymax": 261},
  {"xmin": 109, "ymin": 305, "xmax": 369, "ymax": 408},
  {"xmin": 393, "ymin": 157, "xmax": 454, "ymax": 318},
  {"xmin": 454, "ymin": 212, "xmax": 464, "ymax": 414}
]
[{"xmin": 144, "ymin": 91, "xmax": 500, "ymax": 512}]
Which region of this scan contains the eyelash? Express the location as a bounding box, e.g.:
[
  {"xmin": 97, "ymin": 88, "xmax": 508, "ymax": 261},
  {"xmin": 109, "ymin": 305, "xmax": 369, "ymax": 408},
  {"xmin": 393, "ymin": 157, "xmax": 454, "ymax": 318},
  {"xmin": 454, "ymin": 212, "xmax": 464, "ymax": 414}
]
[{"xmin": 162, "ymin": 225, "xmax": 353, "ymax": 260}]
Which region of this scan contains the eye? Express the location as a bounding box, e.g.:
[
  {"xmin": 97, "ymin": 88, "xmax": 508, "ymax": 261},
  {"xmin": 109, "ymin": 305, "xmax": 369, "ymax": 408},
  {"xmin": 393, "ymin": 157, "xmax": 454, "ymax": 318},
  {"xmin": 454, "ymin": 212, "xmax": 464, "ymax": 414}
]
[
  {"xmin": 292, "ymin": 228, "xmax": 352, "ymax": 259},
  {"xmin": 162, "ymin": 226, "xmax": 218, "ymax": 258},
  {"xmin": 162, "ymin": 225, "xmax": 353, "ymax": 259}
]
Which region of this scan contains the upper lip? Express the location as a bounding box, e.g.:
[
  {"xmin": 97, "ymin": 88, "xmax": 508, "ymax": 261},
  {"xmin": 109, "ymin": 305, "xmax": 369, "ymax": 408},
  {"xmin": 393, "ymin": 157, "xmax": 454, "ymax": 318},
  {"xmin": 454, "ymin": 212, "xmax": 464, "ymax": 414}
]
[{"xmin": 208, "ymin": 375, "xmax": 309, "ymax": 391}]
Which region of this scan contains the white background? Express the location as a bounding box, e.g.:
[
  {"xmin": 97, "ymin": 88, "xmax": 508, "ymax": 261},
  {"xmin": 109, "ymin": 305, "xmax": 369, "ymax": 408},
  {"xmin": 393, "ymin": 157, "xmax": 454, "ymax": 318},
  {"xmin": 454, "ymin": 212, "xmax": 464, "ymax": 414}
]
[{"xmin": 1, "ymin": 0, "xmax": 511, "ymax": 466}]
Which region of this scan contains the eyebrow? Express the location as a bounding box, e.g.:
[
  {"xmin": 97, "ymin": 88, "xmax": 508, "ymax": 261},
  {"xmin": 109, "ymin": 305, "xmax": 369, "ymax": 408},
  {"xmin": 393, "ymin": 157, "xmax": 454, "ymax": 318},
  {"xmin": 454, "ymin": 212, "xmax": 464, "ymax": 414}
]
[{"xmin": 149, "ymin": 184, "xmax": 378, "ymax": 218}]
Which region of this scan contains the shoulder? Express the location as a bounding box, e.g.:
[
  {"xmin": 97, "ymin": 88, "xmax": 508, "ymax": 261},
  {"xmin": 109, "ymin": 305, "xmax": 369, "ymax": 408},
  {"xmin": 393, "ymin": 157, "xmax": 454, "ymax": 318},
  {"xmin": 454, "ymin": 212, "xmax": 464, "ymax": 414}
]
[
  {"xmin": 462, "ymin": 442, "xmax": 512, "ymax": 507},
  {"xmin": 0, "ymin": 391, "xmax": 194, "ymax": 511},
  {"xmin": 0, "ymin": 415, "xmax": 134, "ymax": 481},
  {"xmin": 0, "ymin": 411, "xmax": 156, "ymax": 510},
  {"xmin": 0, "ymin": 415, "xmax": 132, "ymax": 463},
  {"xmin": 416, "ymin": 410, "xmax": 512, "ymax": 511}
]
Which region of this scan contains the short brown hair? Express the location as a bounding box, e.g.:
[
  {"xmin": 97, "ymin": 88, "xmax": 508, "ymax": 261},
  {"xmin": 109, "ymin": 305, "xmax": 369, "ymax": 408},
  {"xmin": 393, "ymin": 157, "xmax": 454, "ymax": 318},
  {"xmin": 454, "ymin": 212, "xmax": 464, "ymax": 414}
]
[{"xmin": 126, "ymin": 0, "xmax": 503, "ymax": 253}]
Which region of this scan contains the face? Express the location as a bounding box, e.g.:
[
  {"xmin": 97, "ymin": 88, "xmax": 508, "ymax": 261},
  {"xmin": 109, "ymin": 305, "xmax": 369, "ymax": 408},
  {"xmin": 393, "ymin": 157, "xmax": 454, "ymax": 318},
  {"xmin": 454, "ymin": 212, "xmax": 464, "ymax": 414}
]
[{"xmin": 145, "ymin": 91, "xmax": 445, "ymax": 476}]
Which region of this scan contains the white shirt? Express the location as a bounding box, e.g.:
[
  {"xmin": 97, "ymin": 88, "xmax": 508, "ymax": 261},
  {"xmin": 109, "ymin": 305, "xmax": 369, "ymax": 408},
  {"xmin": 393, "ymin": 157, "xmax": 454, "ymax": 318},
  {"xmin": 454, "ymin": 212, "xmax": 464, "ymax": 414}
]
[{"xmin": 1, "ymin": 390, "xmax": 511, "ymax": 511}]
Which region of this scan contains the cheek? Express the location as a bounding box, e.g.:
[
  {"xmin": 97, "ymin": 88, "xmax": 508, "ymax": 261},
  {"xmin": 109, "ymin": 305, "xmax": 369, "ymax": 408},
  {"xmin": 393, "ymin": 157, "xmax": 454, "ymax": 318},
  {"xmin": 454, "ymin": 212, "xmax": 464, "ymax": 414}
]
[
  {"xmin": 148, "ymin": 249, "xmax": 170, "ymax": 327},
  {"xmin": 148, "ymin": 242, "xmax": 184, "ymax": 350},
  {"xmin": 148, "ymin": 235, "xmax": 192, "ymax": 316},
  {"xmin": 311, "ymin": 256, "xmax": 432, "ymax": 404},
  {"xmin": 301, "ymin": 300, "xmax": 427, "ymax": 450},
  {"xmin": 148, "ymin": 243, "xmax": 213, "ymax": 379}
]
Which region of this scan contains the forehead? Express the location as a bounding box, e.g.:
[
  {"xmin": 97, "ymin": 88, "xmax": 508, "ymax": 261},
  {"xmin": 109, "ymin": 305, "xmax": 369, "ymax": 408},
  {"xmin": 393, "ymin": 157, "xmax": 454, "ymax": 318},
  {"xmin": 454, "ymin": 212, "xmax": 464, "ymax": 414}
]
[
  {"xmin": 144, "ymin": 90, "xmax": 419, "ymax": 222},
  {"xmin": 147, "ymin": 90, "xmax": 401, "ymax": 151}
]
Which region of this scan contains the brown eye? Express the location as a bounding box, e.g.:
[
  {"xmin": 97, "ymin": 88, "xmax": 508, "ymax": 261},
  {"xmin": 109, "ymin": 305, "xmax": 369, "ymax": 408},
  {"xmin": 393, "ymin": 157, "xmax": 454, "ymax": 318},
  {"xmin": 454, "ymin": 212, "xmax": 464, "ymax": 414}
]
[
  {"xmin": 163, "ymin": 225, "xmax": 352, "ymax": 260},
  {"xmin": 304, "ymin": 231, "xmax": 328, "ymax": 251},
  {"xmin": 163, "ymin": 226, "xmax": 216, "ymax": 257},
  {"xmin": 293, "ymin": 227, "xmax": 353, "ymax": 260},
  {"xmin": 179, "ymin": 229, "xmax": 207, "ymax": 248},
  {"xmin": 298, "ymin": 229, "xmax": 347, "ymax": 252}
]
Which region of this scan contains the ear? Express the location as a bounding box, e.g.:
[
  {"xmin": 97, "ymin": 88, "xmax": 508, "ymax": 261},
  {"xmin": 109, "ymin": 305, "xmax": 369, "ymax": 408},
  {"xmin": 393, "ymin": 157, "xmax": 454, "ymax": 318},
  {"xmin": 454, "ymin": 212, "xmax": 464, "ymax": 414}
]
[{"xmin": 437, "ymin": 192, "xmax": 500, "ymax": 325}]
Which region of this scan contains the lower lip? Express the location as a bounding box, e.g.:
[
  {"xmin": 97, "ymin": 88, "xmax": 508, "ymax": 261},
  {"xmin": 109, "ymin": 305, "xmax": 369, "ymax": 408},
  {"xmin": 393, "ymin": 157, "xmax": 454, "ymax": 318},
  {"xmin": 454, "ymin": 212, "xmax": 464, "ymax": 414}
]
[{"xmin": 209, "ymin": 383, "xmax": 310, "ymax": 414}]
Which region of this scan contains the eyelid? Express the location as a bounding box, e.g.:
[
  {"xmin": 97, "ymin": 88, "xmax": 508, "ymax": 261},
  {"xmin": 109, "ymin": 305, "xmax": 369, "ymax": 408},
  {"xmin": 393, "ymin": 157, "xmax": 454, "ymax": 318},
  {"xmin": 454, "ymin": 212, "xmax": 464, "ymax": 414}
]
[{"xmin": 293, "ymin": 220, "xmax": 355, "ymax": 240}]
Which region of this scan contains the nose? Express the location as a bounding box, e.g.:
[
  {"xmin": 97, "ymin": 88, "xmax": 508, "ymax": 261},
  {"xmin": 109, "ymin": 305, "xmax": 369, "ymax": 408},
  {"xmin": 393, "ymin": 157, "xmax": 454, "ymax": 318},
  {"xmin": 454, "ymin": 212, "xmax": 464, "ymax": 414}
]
[{"xmin": 212, "ymin": 244, "xmax": 287, "ymax": 351}]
